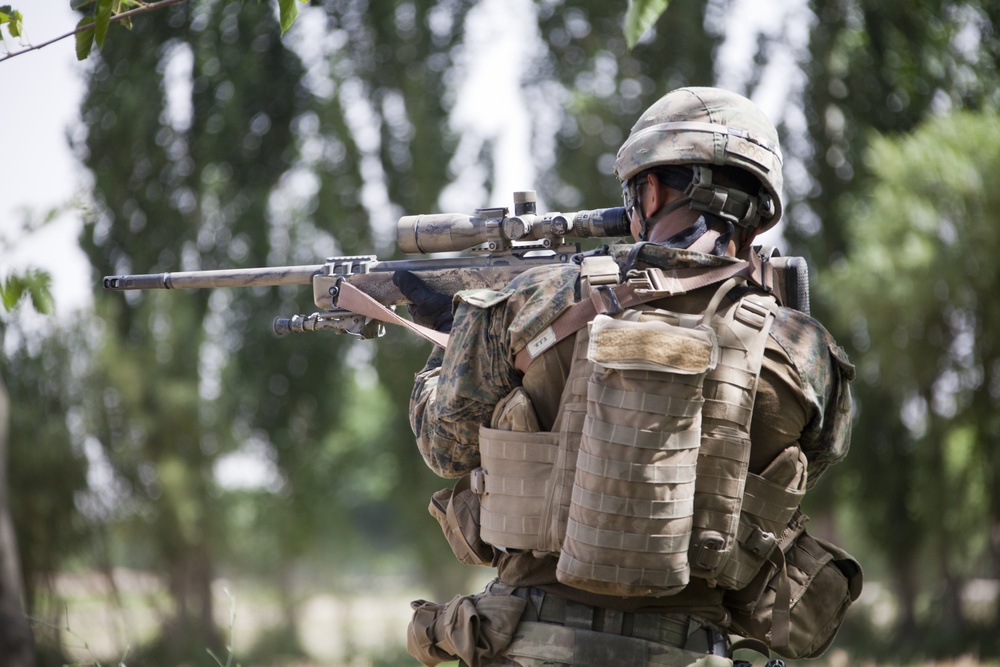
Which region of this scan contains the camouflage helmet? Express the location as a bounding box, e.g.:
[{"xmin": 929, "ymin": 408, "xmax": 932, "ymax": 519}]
[{"xmin": 614, "ymin": 87, "xmax": 784, "ymax": 234}]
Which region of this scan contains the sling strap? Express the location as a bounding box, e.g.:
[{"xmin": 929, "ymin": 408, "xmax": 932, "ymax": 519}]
[
  {"xmin": 514, "ymin": 254, "xmax": 774, "ymax": 374},
  {"xmin": 334, "ymin": 280, "xmax": 451, "ymax": 348}
]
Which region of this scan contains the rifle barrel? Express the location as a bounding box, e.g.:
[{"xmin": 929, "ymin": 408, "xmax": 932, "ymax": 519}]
[{"xmin": 102, "ymin": 265, "xmax": 324, "ymax": 291}]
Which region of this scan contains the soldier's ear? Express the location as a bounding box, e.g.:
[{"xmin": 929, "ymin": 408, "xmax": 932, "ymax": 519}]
[{"xmin": 646, "ymin": 172, "xmax": 679, "ymax": 214}]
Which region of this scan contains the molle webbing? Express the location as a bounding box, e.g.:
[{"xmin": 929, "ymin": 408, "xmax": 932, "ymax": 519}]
[
  {"xmin": 555, "ymin": 304, "xmax": 724, "ymax": 597},
  {"xmin": 513, "ymin": 249, "xmax": 779, "ymax": 375},
  {"xmin": 476, "ymin": 257, "xmax": 792, "ymax": 599},
  {"xmin": 478, "ymin": 430, "xmax": 559, "ymax": 549},
  {"xmin": 688, "ymin": 295, "xmax": 778, "ymax": 588}
]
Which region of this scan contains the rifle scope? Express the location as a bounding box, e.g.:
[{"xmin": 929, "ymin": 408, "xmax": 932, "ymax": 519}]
[{"xmin": 397, "ymin": 191, "xmax": 628, "ymax": 254}]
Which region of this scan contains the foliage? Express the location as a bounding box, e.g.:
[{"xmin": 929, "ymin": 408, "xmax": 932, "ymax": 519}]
[
  {"xmin": 0, "ymin": 0, "xmax": 309, "ymax": 62},
  {"xmin": 72, "ymin": 0, "xmax": 307, "ymax": 60},
  {"xmin": 1, "ymin": 0, "xmax": 675, "ymax": 64},
  {"xmin": 0, "ymin": 4, "xmax": 23, "ymax": 40},
  {"xmin": 5, "ymin": 0, "xmax": 1000, "ymax": 662},
  {"xmin": 0, "ymin": 270, "xmax": 54, "ymax": 315},
  {"xmin": 5, "ymin": 328, "xmax": 93, "ymax": 602},
  {"xmin": 822, "ymin": 110, "xmax": 1000, "ymax": 648},
  {"xmin": 623, "ymin": 0, "xmax": 669, "ymax": 50},
  {"xmin": 75, "ymin": 0, "xmax": 313, "ymax": 658},
  {"xmin": 798, "ymin": 0, "xmax": 1000, "ymax": 650}
]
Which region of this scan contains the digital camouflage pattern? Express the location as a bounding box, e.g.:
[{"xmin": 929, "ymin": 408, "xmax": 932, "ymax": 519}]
[
  {"xmin": 409, "ymin": 243, "xmax": 854, "ymax": 485},
  {"xmin": 410, "ymin": 262, "xmax": 578, "ymax": 477}
]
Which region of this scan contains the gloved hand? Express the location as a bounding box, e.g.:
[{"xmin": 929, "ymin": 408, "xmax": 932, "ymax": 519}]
[{"xmin": 392, "ymin": 270, "xmax": 454, "ymax": 332}]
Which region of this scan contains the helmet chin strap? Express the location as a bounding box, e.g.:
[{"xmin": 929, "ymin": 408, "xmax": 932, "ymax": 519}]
[{"xmin": 624, "ymin": 164, "xmax": 770, "ymax": 245}]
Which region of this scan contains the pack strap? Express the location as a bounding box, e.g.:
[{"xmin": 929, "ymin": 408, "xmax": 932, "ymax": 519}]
[{"xmin": 514, "ymin": 256, "xmax": 770, "ymax": 374}]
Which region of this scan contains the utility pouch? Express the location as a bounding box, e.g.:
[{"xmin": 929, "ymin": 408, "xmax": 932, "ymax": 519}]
[
  {"xmin": 477, "ymin": 387, "xmax": 560, "ymax": 551},
  {"xmin": 725, "ymin": 523, "xmax": 863, "ymax": 659},
  {"xmin": 556, "ymin": 310, "xmax": 720, "ymax": 597},
  {"xmin": 714, "ymin": 446, "xmax": 808, "ymax": 590},
  {"xmin": 407, "ymin": 592, "xmax": 527, "ymax": 667},
  {"xmin": 428, "ymin": 472, "xmax": 496, "ymax": 567}
]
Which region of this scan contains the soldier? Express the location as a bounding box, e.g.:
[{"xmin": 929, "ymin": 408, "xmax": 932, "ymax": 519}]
[{"xmin": 396, "ymin": 87, "xmax": 858, "ymax": 667}]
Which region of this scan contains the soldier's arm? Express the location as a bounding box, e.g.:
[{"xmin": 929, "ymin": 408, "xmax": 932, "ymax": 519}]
[{"xmin": 409, "ymin": 298, "xmax": 519, "ymax": 478}]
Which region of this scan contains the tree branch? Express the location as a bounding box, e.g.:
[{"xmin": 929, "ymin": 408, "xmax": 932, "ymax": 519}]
[{"xmin": 0, "ymin": 0, "xmax": 189, "ymax": 63}]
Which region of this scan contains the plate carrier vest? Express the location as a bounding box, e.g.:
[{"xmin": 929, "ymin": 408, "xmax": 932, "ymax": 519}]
[{"xmin": 472, "ymin": 254, "xmax": 808, "ymax": 598}]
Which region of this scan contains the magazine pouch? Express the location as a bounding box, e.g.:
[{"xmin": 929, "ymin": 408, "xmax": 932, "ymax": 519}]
[{"xmin": 556, "ymin": 306, "xmax": 721, "ymax": 597}]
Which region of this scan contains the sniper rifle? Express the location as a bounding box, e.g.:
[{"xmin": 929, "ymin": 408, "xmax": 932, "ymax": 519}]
[{"xmin": 102, "ymin": 191, "xmax": 810, "ymax": 345}]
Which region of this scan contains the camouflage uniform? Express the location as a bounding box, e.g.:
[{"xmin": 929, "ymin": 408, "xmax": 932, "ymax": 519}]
[
  {"xmin": 407, "ymin": 87, "xmax": 855, "ymax": 667},
  {"xmin": 409, "ymin": 244, "xmax": 855, "ymax": 666}
]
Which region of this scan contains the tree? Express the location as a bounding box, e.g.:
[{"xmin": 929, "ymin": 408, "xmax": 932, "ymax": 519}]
[
  {"xmin": 0, "ymin": 271, "xmax": 56, "ymax": 667},
  {"xmin": 77, "ymin": 0, "xmax": 309, "ymax": 657},
  {"xmin": 794, "ymin": 1, "xmax": 1000, "ymax": 652},
  {"xmin": 53, "ymin": 0, "xmax": 1000, "ymax": 660},
  {"xmin": 824, "ymin": 109, "xmax": 1000, "ymax": 653},
  {"xmin": 72, "ymin": 3, "xmax": 724, "ymax": 656}
]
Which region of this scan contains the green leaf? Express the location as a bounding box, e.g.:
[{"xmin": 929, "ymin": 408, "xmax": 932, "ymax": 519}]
[
  {"xmin": 94, "ymin": 0, "xmax": 113, "ymax": 49},
  {"xmin": 623, "ymin": 0, "xmax": 669, "ymax": 50},
  {"xmin": 112, "ymin": 0, "xmax": 133, "ymax": 30},
  {"xmin": 70, "ymin": 0, "xmax": 95, "ymax": 9},
  {"xmin": 0, "ymin": 276, "xmax": 24, "ymax": 312},
  {"xmin": 0, "ymin": 6, "xmax": 21, "ymax": 38},
  {"xmin": 27, "ymin": 272, "xmax": 54, "ymax": 315},
  {"xmin": 278, "ymin": 0, "xmax": 298, "ymax": 34},
  {"xmin": 0, "ymin": 270, "xmax": 52, "ymax": 315},
  {"xmin": 7, "ymin": 9, "xmax": 21, "ymax": 37},
  {"xmin": 75, "ymin": 15, "xmax": 96, "ymax": 61}
]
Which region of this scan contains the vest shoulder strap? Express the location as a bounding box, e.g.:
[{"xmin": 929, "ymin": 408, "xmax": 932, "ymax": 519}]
[{"xmin": 514, "ymin": 255, "xmax": 765, "ymax": 373}]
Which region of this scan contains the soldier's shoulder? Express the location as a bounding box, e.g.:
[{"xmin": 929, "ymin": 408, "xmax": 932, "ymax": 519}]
[
  {"xmin": 505, "ymin": 264, "xmax": 581, "ymax": 353},
  {"xmin": 456, "ymin": 265, "xmax": 578, "ymax": 309},
  {"xmin": 506, "ymin": 263, "xmax": 580, "ymax": 291},
  {"xmin": 770, "ymin": 306, "xmax": 855, "ymax": 381}
]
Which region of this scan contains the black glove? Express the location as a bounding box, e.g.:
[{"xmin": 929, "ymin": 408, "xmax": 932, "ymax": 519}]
[{"xmin": 392, "ymin": 270, "xmax": 454, "ymax": 332}]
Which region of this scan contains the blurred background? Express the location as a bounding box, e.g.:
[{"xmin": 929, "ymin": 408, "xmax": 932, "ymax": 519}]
[{"xmin": 2, "ymin": 0, "xmax": 1000, "ymax": 665}]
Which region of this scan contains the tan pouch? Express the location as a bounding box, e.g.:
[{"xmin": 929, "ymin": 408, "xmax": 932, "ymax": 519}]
[
  {"xmin": 407, "ymin": 592, "xmax": 527, "ymax": 667},
  {"xmin": 428, "ymin": 473, "xmax": 496, "ymax": 567},
  {"xmin": 714, "ymin": 446, "xmax": 808, "ymax": 590},
  {"xmin": 479, "ymin": 388, "xmax": 560, "ymax": 551},
  {"xmin": 726, "ymin": 527, "xmax": 863, "ymax": 659},
  {"xmin": 557, "ymin": 312, "xmax": 718, "ymax": 597}
]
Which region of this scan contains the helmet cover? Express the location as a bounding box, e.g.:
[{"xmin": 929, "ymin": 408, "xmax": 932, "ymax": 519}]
[{"xmin": 614, "ymin": 87, "xmax": 784, "ymax": 232}]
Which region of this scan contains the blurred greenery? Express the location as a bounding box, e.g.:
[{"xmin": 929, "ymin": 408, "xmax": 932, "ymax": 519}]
[{"xmin": 2, "ymin": 0, "xmax": 1000, "ymax": 665}]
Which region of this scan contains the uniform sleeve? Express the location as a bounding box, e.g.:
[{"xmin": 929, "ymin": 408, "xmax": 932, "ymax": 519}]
[
  {"xmin": 409, "ymin": 291, "xmax": 520, "ymax": 478},
  {"xmin": 409, "ymin": 265, "xmax": 581, "ymax": 479},
  {"xmin": 768, "ymin": 308, "xmax": 856, "ymax": 487}
]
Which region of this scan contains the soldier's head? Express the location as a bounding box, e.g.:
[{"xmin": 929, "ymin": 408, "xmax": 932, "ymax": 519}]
[{"xmin": 614, "ymin": 87, "xmax": 783, "ymax": 253}]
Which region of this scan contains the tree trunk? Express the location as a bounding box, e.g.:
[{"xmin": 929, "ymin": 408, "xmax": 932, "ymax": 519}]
[
  {"xmin": 0, "ymin": 375, "xmax": 37, "ymax": 667},
  {"xmin": 163, "ymin": 540, "xmax": 221, "ymax": 658},
  {"xmin": 893, "ymin": 557, "xmax": 919, "ymax": 642}
]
